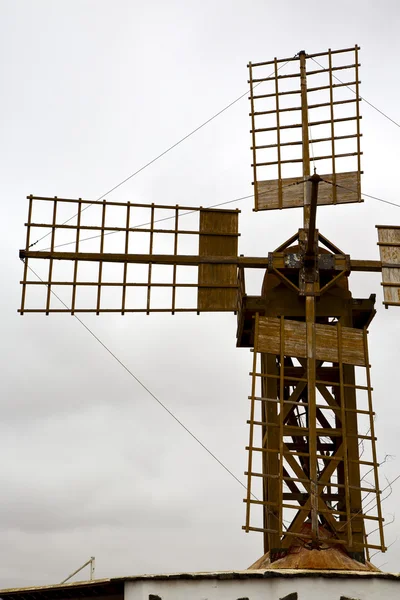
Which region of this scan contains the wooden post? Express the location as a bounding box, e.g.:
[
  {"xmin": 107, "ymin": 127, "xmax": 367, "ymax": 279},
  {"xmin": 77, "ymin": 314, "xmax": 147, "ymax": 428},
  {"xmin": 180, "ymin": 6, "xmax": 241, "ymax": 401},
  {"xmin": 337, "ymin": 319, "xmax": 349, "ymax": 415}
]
[
  {"xmin": 305, "ymin": 173, "xmax": 321, "ymax": 257},
  {"xmin": 262, "ymin": 352, "xmax": 281, "ymax": 552},
  {"xmin": 299, "ymin": 51, "xmax": 311, "ymax": 225},
  {"xmin": 304, "ymin": 174, "xmax": 320, "ymax": 541}
]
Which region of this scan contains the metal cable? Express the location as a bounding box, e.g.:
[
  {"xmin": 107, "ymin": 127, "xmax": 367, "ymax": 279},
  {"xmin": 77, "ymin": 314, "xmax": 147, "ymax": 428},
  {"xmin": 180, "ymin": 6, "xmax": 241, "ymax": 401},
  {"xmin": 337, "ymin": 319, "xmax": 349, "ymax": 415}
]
[
  {"xmin": 39, "ymin": 193, "xmax": 253, "ymax": 251},
  {"xmin": 23, "ymin": 260, "xmax": 257, "ymax": 500},
  {"xmin": 336, "ymin": 474, "xmax": 400, "ymax": 536},
  {"xmin": 320, "ymin": 178, "xmax": 400, "ymax": 208},
  {"xmin": 37, "ymin": 179, "xmax": 304, "ymax": 252},
  {"xmin": 28, "ymin": 59, "xmax": 295, "ymax": 249},
  {"xmin": 310, "ymin": 56, "xmax": 400, "ymax": 129}
]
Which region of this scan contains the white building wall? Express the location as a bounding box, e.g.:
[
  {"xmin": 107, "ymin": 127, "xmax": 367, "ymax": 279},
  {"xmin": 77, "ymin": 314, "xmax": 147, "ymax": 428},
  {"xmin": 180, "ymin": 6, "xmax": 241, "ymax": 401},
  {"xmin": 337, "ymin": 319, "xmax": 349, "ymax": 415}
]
[{"xmin": 125, "ymin": 574, "xmax": 400, "ymax": 600}]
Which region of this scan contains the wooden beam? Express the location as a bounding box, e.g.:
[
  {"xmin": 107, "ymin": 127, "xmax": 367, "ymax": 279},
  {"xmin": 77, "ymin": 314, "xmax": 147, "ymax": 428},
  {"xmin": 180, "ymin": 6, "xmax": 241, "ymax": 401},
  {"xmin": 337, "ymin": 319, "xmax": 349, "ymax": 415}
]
[
  {"xmin": 20, "ymin": 250, "xmax": 385, "ymax": 273},
  {"xmin": 20, "ymin": 250, "xmax": 268, "ymax": 268},
  {"xmin": 350, "ymin": 260, "xmax": 382, "ymax": 272}
]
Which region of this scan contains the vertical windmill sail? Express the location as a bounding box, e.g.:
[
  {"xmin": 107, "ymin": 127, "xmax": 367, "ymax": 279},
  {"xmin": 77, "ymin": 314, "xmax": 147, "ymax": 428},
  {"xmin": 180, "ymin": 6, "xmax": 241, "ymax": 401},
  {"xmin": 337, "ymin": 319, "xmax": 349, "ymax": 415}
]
[{"xmin": 248, "ymin": 46, "xmax": 362, "ymax": 211}]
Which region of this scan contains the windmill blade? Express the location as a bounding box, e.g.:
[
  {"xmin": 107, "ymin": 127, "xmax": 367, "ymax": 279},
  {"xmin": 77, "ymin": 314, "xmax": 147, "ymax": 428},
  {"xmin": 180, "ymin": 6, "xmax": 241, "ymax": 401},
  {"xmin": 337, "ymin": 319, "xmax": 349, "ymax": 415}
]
[
  {"xmin": 249, "ymin": 46, "xmax": 363, "ymax": 211},
  {"xmin": 19, "ymin": 196, "xmax": 240, "ymax": 314},
  {"xmin": 244, "ymin": 314, "xmax": 384, "ymax": 556},
  {"xmin": 376, "ymin": 225, "xmax": 400, "ymax": 307}
]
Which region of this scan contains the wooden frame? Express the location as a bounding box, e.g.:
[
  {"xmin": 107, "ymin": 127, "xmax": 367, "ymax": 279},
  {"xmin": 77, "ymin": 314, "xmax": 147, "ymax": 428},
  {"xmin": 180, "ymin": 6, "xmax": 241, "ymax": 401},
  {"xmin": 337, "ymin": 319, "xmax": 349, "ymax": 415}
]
[
  {"xmin": 248, "ymin": 46, "xmax": 363, "ymax": 211},
  {"xmin": 376, "ymin": 225, "xmax": 400, "ymax": 307},
  {"xmin": 244, "ymin": 315, "xmax": 385, "ymax": 556},
  {"xmin": 19, "ymin": 196, "xmax": 240, "ymax": 314}
]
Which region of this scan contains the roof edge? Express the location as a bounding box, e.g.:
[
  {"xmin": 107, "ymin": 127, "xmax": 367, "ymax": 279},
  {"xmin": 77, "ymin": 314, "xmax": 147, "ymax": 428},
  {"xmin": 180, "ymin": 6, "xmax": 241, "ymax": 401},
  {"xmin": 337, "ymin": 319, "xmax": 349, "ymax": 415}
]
[{"xmin": 1, "ymin": 568, "xmax": 400, "ymax": 595}]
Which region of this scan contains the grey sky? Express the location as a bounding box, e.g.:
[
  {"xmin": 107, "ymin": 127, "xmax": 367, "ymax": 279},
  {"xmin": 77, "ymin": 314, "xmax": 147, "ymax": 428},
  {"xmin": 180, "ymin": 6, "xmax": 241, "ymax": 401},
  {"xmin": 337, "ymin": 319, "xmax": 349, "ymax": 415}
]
[{"xmin": 1, "ymin": 0, "xmax": 400, "ymax": 587}]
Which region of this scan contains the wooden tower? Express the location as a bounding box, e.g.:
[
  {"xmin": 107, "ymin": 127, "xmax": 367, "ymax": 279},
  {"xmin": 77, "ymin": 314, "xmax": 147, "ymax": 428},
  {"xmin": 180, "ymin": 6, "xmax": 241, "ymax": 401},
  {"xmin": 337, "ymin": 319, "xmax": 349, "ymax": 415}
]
[{"xmin": 19, "ymin": 46, "xmax": 399, "ymax": 567}]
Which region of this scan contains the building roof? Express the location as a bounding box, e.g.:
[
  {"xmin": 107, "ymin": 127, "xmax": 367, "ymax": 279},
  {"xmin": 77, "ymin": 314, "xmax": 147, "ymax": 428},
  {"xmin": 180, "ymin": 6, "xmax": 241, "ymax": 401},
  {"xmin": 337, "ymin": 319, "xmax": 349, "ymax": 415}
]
[{"xmin": 1, "ymin": 569, "xmax": 400, "ymax": 600}]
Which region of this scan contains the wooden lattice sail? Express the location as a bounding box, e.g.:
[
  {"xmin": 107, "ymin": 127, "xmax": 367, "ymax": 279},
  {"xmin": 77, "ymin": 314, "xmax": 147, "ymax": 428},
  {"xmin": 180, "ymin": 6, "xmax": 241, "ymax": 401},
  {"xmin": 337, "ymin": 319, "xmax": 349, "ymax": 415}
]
[
  {"xmin": 248, "ymin": 46, "xmax": 362, "ymax": 211},
  {"xmin": 19, "ymin": 197, "xmax": 240, "ymax": 314},
  {"xmin": 18, "ymin": 45, "xmax": 399, "ymax": 568}
]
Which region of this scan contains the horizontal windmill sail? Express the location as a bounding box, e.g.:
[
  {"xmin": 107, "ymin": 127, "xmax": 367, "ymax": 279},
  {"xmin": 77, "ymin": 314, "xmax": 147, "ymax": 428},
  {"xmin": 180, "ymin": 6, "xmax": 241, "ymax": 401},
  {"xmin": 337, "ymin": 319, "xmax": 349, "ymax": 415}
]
[{"xmin": 19, "ymin": 196, "xmax": 240, "ymax": 314}]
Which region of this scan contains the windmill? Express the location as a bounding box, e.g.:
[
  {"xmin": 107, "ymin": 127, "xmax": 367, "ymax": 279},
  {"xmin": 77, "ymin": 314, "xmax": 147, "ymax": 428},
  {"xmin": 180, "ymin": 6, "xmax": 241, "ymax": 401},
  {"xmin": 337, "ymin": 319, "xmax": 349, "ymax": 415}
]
[{"xmin": 19, "ymin": 45, "xmax": 399, "ymax": 568}]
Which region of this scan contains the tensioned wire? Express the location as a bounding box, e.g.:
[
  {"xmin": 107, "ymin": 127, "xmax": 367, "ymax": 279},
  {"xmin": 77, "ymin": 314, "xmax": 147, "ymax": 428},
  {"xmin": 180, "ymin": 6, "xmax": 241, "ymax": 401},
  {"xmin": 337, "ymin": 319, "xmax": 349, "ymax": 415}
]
[
  {"xmin": 28, "ymin": 57, "xmax": 298, "ymax": 250},
  {"xmin": 310, "ymin": 56, "xmax": 400, "ymax": 129},
  {"xmin": 23, "ymin": 259, "xmax": 257, "ymax": 499},
  {"xmin": 39, "ymin": 182, "xmax": 399, "ymax": 253}
]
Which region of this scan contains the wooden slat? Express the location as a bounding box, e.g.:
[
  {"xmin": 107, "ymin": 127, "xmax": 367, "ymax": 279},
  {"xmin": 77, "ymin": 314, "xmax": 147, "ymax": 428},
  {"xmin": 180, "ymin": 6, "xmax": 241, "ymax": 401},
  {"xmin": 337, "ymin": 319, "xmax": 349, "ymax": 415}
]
[
  {"xmin": 306, "ymin": 63, "xmax": 359, "ymax": 77},
  {"xmin": 197, "ymin": 209, "xmax": 239, "ymax": 311},
  {"xmin": 21, "ymin": 280, "xmax": 239, "ymax": 289},
  {"xmin": 248, "ymin": 62, "xmax": 258, "ymax": 208},
  {"xmin": 146, "ymin": 204, "xmax": 155, "ymax": 314},
  {"xmin": 256, "ymin": 171, "xmax": 361, "ymax": 211},
  {"xmin": 337, "ymin": 323, "xmax": 352, "ymax": 546},
  {"xmin": 171, "ymin": 206, "xmax": 179, "ymax": 314},
  {"xmin": 274, "ymin": 58, "xmax": 283, "ymax": 208},
  {"xmin": 253, "ymin": 98, "xmax": 357, "ymax": 117},
  {"xmin": 20, "ymin": 196, "xmax": 34, "ymax": 315},
  {"xmin": 26, "ymin": 222, "xmax": 239, "ymax": 236},
  {"xmin": 256, "ymin": 317, "xmax": 366, "ymax": 366},
  {"xmin": 254, "ymin": 151, "xmax": 361, "ymax": 167},
  {"xmin": 28, "ymin": 196, "xmax": 240, "ymax": 212},
  {"xmin": 96, "ymin": 201, "xmax": 106, "ymax": 315},
  {"xmin": 245, "ymin": 313, "xmax": 259, "ymax": 532},
  {"xmin": 363, "ymin": 329, "xmax": 385, "ymax": 547},
  {"xmin": 45, "ymin": 198, "xmax": 58, "ymax": 314},
  {"xmin": 252, "ymin": 116, "xmax": 360, "ymax": 134},
  {"xmin": 71, "ymin": 199, "xmax": 82, "ymax": 315},
  {"xmin": 355, "ymin": 46, "xmax": 362, "ymax": 198},
  {"xmin": 328, "ymin": 49, "xmax": 337, "ymax": 204},
  {"xmin": 253, "ymin": 133, "xmax": 361, "ymax": 150},
  {"xmin": 121, "ymin": 201, "xmax": 130, "ymax": 315},
  {"xmin": 249, "ymin": 46, "xmax": 359, "ymax": 68}
]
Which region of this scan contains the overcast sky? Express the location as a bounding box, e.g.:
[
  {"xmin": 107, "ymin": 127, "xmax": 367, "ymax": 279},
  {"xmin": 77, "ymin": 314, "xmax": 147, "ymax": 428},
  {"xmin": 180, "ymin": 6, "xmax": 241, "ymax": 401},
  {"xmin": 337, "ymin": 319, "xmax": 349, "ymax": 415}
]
[{"xmin": 1, "ymin": 0, "xmax": 400, "ymax": 588}]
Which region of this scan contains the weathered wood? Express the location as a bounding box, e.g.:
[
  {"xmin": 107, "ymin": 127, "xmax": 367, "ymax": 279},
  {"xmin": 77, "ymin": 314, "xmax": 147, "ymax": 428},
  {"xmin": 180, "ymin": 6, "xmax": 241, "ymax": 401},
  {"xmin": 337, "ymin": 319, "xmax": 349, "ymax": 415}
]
[
  {"xmin": 26, "ymin": 195, "xmax": 240, "ymax": 213},
  {"xmin": 249, "ymin": 46, "xmax": 360, "ymax": 68},
  {"xmin": 245, "ymin": 314, "xmax": 259, "ymax": 534},
  {"xmin": 71, "ymin": 199, "xmax": 82, "ymax": 314},
  {"xmin": 253, "ymin": 133, "xmax": 361, "ymax": 150},
  {"xmin": 22, "ymin": 249, "xmax": 384, "ymax": 275},
  {"xmin": 377, "ymin": 226, "xmax": 400, "ymax": 305},
  {"xmin": 262, "ymin": 353, "xmax": 281, "ymax": 552},
  {"xmin": 350, "ymin": 260, "xmax": 382, "ymax": 272},
  {"xmin": 256, "ymin": 317, "xmax": 366, "ymax": 366},
  {"xmin": 197, "ymin": 209, "xmax": 239, "ymax": 311},
  {"xmin": 20, "ymin": 250, "xmax": 252, "ymax": 267},
  {"xmin": 256, "ymin": 172, "xmax": 361, "ymax": 211},
  {"xmin": 250, "ymin": 45, "xmax": 361, "ymax": 214},
  {"xmin": 248, "ymin": 62, "xmax": 258, "ymax": 209},
  {"xmin": 254, "ymin": 151, "xmax": 361, "ymax": 168}
]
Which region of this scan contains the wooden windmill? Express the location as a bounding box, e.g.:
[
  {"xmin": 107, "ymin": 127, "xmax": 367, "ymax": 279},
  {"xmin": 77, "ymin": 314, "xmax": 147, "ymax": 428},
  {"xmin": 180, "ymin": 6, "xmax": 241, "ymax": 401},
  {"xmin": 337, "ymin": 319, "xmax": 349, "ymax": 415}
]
[{"xmin": 19, "ymin": 45, "xmax": 399, "ymax": 567}]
